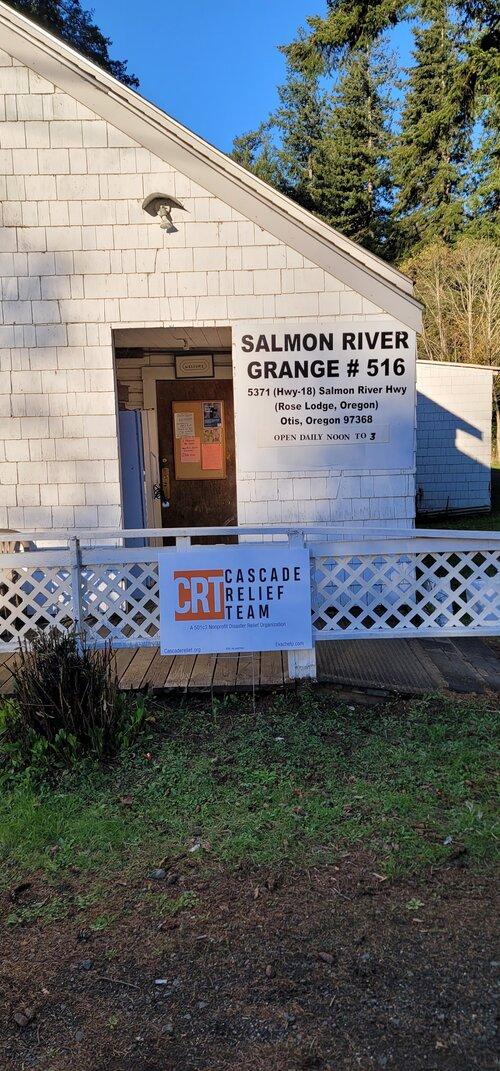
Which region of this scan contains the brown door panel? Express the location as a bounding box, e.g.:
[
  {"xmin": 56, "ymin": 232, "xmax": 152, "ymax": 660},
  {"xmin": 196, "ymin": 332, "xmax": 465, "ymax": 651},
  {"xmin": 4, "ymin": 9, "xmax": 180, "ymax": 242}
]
[{"xmin": 156, "ymin": 378, "xmax": 237, "ymax": 541}]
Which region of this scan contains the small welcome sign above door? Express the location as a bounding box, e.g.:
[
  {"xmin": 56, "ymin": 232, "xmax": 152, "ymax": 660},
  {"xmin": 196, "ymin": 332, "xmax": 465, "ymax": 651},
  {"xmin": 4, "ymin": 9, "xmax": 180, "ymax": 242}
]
[
  {"xmin": 159, "ymin": 545, "xmax": 312, "ymax": 654},
  {"xmin": 175, "ymin": 354, "xmax": 214, "ymax": 379}
]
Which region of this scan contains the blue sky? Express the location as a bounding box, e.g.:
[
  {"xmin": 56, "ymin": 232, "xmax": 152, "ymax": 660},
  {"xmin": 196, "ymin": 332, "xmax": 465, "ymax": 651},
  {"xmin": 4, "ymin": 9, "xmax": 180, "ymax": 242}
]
[{"xmin": 91, "ymin": 1, "xmax": 414, "ymax": 152}]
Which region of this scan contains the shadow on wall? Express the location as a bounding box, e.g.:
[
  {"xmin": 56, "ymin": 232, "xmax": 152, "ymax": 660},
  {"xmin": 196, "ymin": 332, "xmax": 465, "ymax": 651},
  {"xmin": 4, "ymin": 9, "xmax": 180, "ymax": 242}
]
[{"xmin": 416, "ymin": 392, "xmax": 491, "ymax": 514}]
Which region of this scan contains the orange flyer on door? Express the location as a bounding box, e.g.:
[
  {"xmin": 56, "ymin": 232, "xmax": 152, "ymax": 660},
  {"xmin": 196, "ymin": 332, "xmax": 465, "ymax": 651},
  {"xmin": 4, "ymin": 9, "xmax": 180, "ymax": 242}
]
[{"xmin": 201, "ymin": 442, "xmax": 223, "ymax": 470}]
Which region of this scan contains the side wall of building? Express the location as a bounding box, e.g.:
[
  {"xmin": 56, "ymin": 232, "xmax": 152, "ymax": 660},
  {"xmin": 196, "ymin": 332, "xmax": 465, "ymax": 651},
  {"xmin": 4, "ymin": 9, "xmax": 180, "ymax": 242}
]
[
  {"xmin": 416, "ymin": 362, "xmax": 492, "ymax": 513},
  {"xmin": 0, "ymin": 50, "xmax": 415, "ymax": 531}
]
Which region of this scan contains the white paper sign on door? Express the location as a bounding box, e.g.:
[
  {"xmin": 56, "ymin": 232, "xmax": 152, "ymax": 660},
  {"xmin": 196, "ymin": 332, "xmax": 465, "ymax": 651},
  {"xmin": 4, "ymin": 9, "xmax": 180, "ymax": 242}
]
[
  {"xmin": 174, "ymin": 411, "xmax": 195, "ymax": 438},
  {"xmin": 159, "ymin": 545, "xmax": 312, "ymax": 655}
]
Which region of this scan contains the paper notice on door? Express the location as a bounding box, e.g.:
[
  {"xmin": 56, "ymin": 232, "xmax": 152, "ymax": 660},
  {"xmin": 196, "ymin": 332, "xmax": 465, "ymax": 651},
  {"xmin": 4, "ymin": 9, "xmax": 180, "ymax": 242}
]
[
  {"xmin": 201, "ymin": 442, "xmax": 223, "ymax": 471},
  {"xmin": 174, "ymin": 411, "xmax": 195, "ymax": 438},
  {"xmin": 203, "ymin": 427, "xmax": 221, "ymax": 444},
  {"xmin": 180, "ymin": 436, "xmax": 201, "ymax": 463},
  {"xmin": 203, "ymin": 401, "xmax": 222, "ymax": 428}
]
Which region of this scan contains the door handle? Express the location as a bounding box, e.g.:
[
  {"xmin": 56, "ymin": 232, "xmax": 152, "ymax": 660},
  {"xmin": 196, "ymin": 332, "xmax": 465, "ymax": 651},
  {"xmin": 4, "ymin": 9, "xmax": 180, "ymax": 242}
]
[
  {"xmin": 154, "ymin": 460, "xmax": 170, "ymax": 508},
  {"xmin": 161, "ymin": 460, "xmax": 170, "ymax": 502},
  {"xmin": 153, "ymin": 484, "xmax": 170, "ymax": 508}
]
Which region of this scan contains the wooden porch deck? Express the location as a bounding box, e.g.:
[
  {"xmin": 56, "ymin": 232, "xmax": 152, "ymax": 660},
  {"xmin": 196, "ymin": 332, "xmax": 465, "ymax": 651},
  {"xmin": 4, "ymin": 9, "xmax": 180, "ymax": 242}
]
[
  {"xmin": 0, "ymin": 648, "xmax": 291, "ymax": 696},
  {"xmin": 0, "ymin": 636, "xmax": 498, "ymax": 697}
]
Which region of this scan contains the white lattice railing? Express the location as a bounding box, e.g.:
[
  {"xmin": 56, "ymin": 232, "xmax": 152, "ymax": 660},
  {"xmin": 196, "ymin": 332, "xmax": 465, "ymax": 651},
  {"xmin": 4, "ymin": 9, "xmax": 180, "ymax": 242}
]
[
  {"xmin": 0, "ymin": 528, "xmax": 499, "ymax": 662},
  {"xmin": 311, "ymin": 536, "xmax": 500, "ymax": 639}
]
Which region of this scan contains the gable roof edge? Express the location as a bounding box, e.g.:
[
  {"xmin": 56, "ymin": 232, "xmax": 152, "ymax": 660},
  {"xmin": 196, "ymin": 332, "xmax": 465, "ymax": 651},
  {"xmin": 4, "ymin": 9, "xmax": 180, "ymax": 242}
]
[{"xmin": 0, "ymin": 1, "xmax": 422, "ymax": 331}]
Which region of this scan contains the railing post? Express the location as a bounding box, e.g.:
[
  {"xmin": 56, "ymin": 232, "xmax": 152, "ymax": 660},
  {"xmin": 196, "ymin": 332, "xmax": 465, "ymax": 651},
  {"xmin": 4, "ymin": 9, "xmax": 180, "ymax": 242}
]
[
  {"xmin": 286, "ymin": 530, "xmax": 317, "ymax": 682},
  {"xmin": 69, "ymin": 536, "xmax": 85, "ymax": 646}
]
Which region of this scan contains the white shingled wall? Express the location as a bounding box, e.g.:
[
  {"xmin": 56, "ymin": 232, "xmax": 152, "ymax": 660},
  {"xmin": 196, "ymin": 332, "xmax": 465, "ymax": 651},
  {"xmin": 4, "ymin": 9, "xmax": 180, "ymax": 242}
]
[
  {"xmin": 416, "ymin": 362, "xmax": 493, "ymax": 513},
  {"xmin": 0, "ymin": 49, "xmax": 416, "ymax": 532}
]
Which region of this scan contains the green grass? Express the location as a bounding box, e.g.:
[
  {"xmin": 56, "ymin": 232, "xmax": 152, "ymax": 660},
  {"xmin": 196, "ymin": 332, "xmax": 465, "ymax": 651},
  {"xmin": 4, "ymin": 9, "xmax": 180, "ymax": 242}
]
[
  {"xmin": 417, "ymin": 508, "xmax": 500, "ymax": 531},
  {"xmin": 417, "ymin": 462, "xmax": 500, "ymax": 531},
  {"xmin": 150, "ymin": 891, "xmax": 199, "ymax": 917},
  {"xmin": 90, "ymin": 912, "xmax": 117, "ymax": 932},
  {"xmin": 0, "ymin": 691, "xmax": 498, "ymax": 884},
  {"xmin": 6, "ymin": 896, "xmax": 70, "ymax": 927}
]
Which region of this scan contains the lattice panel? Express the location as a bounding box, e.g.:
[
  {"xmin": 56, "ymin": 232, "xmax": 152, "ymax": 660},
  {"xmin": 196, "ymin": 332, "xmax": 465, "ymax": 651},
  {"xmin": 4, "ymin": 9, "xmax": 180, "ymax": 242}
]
[
  {"xmin": 82, "ymin": 562, "xmax": 160, "ymax": 646},
  {"xmin": 0, "ymin": 565, "xmax": 73, "ymax": 648},
  {"xmin": 312, "ymin": 550, "xmax": 500, "ymax": 637},
  {"xmin": 1, "ymin": 544, "xmax": 498, "ymax": 652}
]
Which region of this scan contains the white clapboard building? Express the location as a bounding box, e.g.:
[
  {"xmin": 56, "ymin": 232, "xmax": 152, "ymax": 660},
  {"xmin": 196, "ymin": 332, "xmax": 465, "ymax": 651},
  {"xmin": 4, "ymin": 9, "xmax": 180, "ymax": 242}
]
[
  {"xmin": 416, "ymin": 361, "xmax": 495, "ymax": 515},
  {"xmin": 0, "ymin": 2, "xmax": 491, "ymax": 538}
]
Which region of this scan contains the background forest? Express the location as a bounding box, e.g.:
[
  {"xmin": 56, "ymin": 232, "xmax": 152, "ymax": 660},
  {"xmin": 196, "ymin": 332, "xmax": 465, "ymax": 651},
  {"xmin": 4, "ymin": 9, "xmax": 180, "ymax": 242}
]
[{"xmin": 231, "ymin": 1, "xmax": 499, "ymax": 396}]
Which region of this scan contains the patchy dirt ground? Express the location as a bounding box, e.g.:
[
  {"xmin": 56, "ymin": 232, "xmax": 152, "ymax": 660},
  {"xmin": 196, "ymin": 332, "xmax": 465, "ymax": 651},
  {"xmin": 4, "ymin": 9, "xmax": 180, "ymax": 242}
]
[{"xmin": 0, "ymin": 856, "xmax": 497, "ymax": 1071}]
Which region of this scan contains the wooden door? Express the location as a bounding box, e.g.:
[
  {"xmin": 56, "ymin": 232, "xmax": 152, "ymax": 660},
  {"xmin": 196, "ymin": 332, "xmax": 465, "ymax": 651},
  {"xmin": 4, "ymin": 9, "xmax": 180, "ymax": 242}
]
[{"xmin": 155, "ymin": 378, "xmax": 237, "ymax": 538}]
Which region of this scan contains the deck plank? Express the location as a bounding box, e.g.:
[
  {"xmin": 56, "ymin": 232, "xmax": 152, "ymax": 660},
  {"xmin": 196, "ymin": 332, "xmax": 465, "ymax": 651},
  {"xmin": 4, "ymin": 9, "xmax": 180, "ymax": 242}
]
[
  {"xmin": 113, "ymin": 648, "xmax": 137, "ymax": 684},
  {"xmin": 119, "ymin": 647, "xmax": 157, "ymax": 691},
  {"xmin": 235, "ymin": 652, "xmax": 259, "ymax": 690},
  {"xmin": 411, "ymin": 639, "xmax": 447, "ymax": 689},
  {"xmin": 188, "ymin": 654, "xmax": 216, "ymax": 692},
  {"xmin": 450, "ymin": 637, "xmax": 500, "ymax": 691},
  {"xmin": 163, "ymin": 654, "xmax": 197, "ymax": 692},
  {"xmin": 0, "ymin": 654, "xmax": 16, "ymax": 694},
  {"xmin": 144, "ymin": 650, "xmax": 175, "ymax": 691},
  {"xmin": 260, "ymin": 650, "xmax": 283, "ymax": 687},
  {"xmin": 212, "ymin": 654, "xmax": 239, "ymax": 691},
  {"xmin": 418, "ymin": 637, "xmax": 486, "ymax": 693}
]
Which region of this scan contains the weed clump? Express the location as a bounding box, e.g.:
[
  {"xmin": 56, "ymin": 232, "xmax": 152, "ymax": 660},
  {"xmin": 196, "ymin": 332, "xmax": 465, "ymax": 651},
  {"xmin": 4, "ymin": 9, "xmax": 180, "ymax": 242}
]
[{"xmin": 0, "ymin": 628, "xmax": 145, "ymax": 769}]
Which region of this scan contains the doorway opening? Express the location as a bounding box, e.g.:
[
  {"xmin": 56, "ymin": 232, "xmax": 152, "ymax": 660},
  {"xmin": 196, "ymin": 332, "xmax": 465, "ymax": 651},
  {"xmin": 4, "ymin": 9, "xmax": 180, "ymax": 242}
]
[{"xmin": 114, "ymin": 327, "xmax": 236, "ymax": 541}]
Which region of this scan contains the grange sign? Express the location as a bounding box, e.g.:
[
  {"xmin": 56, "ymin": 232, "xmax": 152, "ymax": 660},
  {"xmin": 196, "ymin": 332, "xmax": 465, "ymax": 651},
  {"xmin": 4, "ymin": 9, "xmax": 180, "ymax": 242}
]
[{"xmin": 233, "ymin": 321, "xmax": 416, "ymax": 472}]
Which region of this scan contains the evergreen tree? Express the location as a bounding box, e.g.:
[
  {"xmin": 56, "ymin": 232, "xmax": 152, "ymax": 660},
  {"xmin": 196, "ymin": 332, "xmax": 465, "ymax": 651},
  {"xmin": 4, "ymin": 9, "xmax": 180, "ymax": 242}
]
[
  {"xmin": 284, "ymin": 0, "xmax": 406, "ymax": 72},
  {"xmin": 231, "ymin": 123, "xmax": 282, "ymax": 188},
  {"xmin": 466, "ymin": 95, "xmax": 500, "ymax": 238},
  {"xmin": 284, "ymin": 1, "xmax": 498, "ymax": 227},
  {"xmin": 392, "ymin": 1, "xmax": 469, "ymax": 254},
  {"xmin": 284, "ymin": 0, "xmax": 497, "ymax": 90},
  {"xmin": 232, "ymin": 129, "xmax": 264, "ymax": 172},
  {"xmin": 235, "ymin": 0, "xmax": 499, "ymax": 254},
  {"xmin": 231, "ymin": 64, "xmax": 326, "ymax": 207},
  {"xmin": 457, "ymin": 1, "xmax": 500, "ymax": 117},
  {"xmin": 274, "ymin": 63, "xmax": 326, "ymax": 212},
  {"xmin": 5, "ymin": 0, "xmax": 138, "ymax": 87},
  {"xmin": 316, "ymin": 46, "xmax": 394, "ymax": 253},
  {"xmin": 459, "ymin": 0, "xmax": 500, "ymax": 236}
]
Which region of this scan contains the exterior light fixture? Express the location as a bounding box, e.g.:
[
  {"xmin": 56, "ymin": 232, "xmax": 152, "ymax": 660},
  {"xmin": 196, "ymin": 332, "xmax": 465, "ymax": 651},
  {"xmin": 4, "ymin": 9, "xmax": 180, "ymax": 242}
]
[{"xmin": 142, "ymin": 192, "xmax": 186, "ymax": 232}]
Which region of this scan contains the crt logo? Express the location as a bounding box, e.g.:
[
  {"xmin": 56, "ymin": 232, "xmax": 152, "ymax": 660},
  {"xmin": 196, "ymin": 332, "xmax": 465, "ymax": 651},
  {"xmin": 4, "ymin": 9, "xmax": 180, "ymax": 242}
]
[{"xmin": 173, "ymin": 570, "xmax": 225, "ymax": 621}]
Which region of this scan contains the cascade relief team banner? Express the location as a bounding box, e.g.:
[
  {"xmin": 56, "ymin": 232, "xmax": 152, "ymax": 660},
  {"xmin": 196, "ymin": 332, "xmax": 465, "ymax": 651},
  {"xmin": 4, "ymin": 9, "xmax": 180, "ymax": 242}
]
[
  {"xmin": 233, "ymin": 321, "xmax": 416, "ymax": 472},
  {"xmin": 159, "ymin": 546, "xmax": 312, "ymax": 655}
]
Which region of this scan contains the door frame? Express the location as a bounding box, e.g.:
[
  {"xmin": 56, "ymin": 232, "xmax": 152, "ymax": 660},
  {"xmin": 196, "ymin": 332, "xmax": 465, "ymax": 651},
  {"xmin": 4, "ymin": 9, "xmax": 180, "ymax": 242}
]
[{"xmin": 142, "ymin": 362, "xmax": 234, "ymax": 531}]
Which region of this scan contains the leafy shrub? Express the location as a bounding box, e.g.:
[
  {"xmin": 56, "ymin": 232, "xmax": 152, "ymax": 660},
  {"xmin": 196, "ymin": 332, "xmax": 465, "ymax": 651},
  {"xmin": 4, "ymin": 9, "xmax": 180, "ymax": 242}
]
[{"xmin": 1, "ymin": 629, "xmax": 146, "ymax": 769}]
